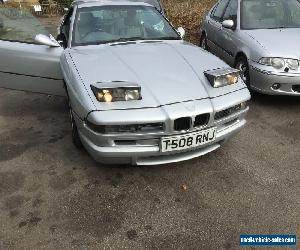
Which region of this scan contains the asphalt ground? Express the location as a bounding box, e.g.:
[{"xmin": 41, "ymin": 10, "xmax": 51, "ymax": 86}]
[{"xmin": 0, "ymin": 89, "xmax": 299, "ymax": 250}]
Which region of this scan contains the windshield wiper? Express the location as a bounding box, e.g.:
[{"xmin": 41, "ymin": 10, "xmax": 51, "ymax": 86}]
[
  {"xmin": 153, "ymin": 36, "xmax": 181, "ymax": 40},
  {"xmin": 94, "ymin": 36, "xmax": 181, "ymax": 46},
  {"xmin": 107, "ymin": 37, "xmax": 147, "ymax": 44}
]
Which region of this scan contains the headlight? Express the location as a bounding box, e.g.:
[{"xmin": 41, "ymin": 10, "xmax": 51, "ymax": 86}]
[
  {"xmin": 125, "ymin": 89, "xmax": 140, "ymax": 101},
  {"xmin": 91, "ymin": 82, "xmax": 142, "ymax": 102},
  {"xmin": 204, "ymin": 68, "xmax": 240, "ymax": 88},
  {"xmin": 286, "ymin": 59, "xmax": 299, "ymax": 70},
  {"xmin": 259, "ymin": 57, "xmax": 299, "ymax": 70},
  {"xmin": 271, "ymin": 58, "xmax": 285, "ymax": 69}
]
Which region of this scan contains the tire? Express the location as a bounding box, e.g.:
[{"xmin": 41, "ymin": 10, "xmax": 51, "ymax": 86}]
[
  {"xmin": 64, "ymin": 82, "xmax": 83, "ymax": 149},
  {"xmin": 68, "ymin": 102, "xmax": 83, "ymax": 149},
  {"xmin": 199, "ymin": 33, "xmax": 208, "ymax": 50},
  {"xmin": 235, "ymin": 56, "xmax": 250, "ymax": 87}
]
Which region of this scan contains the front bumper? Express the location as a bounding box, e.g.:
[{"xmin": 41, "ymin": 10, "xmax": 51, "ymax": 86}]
[
  {"xmin": 75, "ymin": 88, "xmax": 250, "ymax": 165},
  {"xmin": 250, "ymin": 63, "xmax": 300, "ymax": 96}
]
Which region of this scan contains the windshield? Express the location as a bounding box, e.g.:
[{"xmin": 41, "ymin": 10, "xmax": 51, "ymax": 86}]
[
  {"xmin": 241, "ymin": 0, "xmax": 300, "ymax": 29},
  {"xmin": 72, "ymin": 5, "xmax": 179, "ymax": 46}
]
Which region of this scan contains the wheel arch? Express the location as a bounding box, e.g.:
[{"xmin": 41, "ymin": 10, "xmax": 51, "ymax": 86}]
[
  {"xmin": 199, "ymin": 30, "xmax": 207, "ymax": 47},
  {"xmin": 234, "ymin": 52, "xmax": 248, "ymax": 66}
]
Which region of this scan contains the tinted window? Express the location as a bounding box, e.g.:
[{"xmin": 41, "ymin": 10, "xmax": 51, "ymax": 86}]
[
  {"xmin": 241, "ymin": 0, "xmax": 300, "ymax": 29},
  {"xmin": 211, "ymin": 0, "xmax": 230, "ymax": 22},
  {"xmin": 287, "ymin": 0, "xmax": 300, "ymax": 23},
  {"xmin": 60, "ymin": 8, "xmax": 73, "ymax": 46},
  {"xmin": 223, "ymin": 0, "xmax": 238, "ymax": 21},
  {"xmin": 72, "ymin": 5, "xmax": 179, "ymax": 46}
]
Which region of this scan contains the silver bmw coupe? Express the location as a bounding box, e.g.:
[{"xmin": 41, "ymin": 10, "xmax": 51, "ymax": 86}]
[
  {"xmin": 201, "ymin": 0, "xmax": 300, "ymax": 96},
  {"xmin": 0, "ymin": 1, "xmax": 250, "ymax": 165}
]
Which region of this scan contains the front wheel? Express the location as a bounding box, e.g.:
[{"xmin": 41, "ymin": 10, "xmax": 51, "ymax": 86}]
[
  {"xmin": 68, "ymin": 104, "xmax": 83, "ymax": 149},
  {"xmin": 199, "ymin": 34, "xmax": 208, "ymax": 50},
  {"xmin": 235, "ymin": 56, "xmax": 250, "ymax": 87}
]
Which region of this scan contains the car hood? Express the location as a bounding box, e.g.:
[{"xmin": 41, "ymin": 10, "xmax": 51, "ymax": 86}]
[
  {"xmin": 245, "ymin": 28, "xmax": 300, "ymax": 58},
  {"xmin": 67, "ymin": 41, "xmax": 244, "ymax": 110}
]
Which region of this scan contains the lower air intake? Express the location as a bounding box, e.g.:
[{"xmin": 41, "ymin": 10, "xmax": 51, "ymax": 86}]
[{"xmin": 292, "ymin": 85, "xmax": 300, "ymax": 93}]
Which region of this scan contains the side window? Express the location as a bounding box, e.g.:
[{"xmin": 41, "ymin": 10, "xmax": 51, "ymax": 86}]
[
  {"xmin": 211, "ymin": 0, "xmax": 230, "ymax": 22},
  {"xmin": 59, "ymin": 8, "xmax": 73, "ymax": 46},
  {"xmin": 223, "ymin": 0, "xmax": 238, "ymax": 22},
  {"xmin": 0, "ymin": 4, "xmax": 49, "ymax": 43}
]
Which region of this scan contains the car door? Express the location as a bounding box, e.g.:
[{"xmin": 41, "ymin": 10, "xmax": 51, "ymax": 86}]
[
  {"xmin": 0, "ymin": 4, "xmax": 65, "ymax": 96},
  {"xmin": 205, "ymin": 0, "xmax": 229, "ymax": 57},
  {"xmin": 217, "ymin": 0, "xmax": 239, "ymax": 65}
]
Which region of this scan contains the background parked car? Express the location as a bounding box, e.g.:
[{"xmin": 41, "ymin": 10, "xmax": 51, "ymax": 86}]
[{"xmin": 200, "ymin": 0, "xmax": 300, "ymax": 96}]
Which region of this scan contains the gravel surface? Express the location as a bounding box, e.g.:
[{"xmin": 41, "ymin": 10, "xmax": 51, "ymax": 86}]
[{"xmin": 0, "ymin": 89, "xmax": 299, "ymax": 249}]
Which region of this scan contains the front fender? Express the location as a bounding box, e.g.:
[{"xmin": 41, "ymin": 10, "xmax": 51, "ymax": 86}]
[{"xmin": 60, "ymin": 50, "xmax": 96, "ymax": 120}]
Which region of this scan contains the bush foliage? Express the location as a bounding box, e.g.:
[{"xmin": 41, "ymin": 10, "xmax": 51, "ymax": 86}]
[
  {"xmin": 58, "ymin": 0, "xmax": 73, "ymax": 8},
  {"xmin": 162, "ymin": 0, "xmax": 216, "ymax": 44}
]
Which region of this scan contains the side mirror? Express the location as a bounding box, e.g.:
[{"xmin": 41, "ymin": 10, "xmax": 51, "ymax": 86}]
[
  {"xmin": 34, "ymin": 34, "xmax": 60, "ymax": 47},
  {"xmin": 177, "ymin": 27, "xmax": 185, "ymax": 39},
  {"xmin": 56, "ymin": 33, "xmax": 68, "ymax": 48},
  {"xmin": 222, "ymin": 20, "xmax": 235, "ymax": 30}
]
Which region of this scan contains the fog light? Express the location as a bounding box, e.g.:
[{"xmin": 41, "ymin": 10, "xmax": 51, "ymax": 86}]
[{"xmin": 272, "ymin": 83, "xmax": 281, "ymax": 90}]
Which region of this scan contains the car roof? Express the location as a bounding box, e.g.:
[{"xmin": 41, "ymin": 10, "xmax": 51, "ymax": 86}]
[{"xmin": 73, "ymin": 0, "xmax": 161, "ymax": 10}]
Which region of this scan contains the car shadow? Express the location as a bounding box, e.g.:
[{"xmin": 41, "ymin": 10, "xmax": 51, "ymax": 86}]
[{"xmin": 250, "ymin": 91, "xmax": 300, "ymax": 107}]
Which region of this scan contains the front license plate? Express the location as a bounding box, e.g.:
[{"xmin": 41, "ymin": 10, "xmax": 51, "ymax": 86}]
[{"xmin": 161, "ymin": 127, "xmax": 217, "ymax": 153}]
